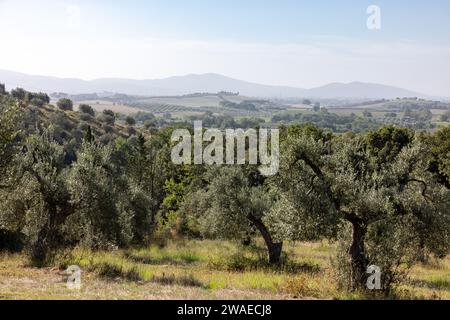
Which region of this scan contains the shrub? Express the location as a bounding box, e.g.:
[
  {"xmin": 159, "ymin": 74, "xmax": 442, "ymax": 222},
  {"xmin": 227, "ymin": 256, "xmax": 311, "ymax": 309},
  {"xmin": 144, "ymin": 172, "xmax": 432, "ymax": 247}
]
[
  {"xmin": 79, "ymin": 104, "xmax": 95, "ymax": 116},
  {"xmin": 97, "ymin": 114, "xmax": 115, "ymax": 125},
  {"xmin": 103, "ymin": 109, "xmax": 115, "ymax": 117},
  {"xmin": 49, "ymin": 111, "xmax": 75, "ymax": 131},
  {"xmin": 125, "ymin": 116, "xmax": 136, "ymax": 126},
  {"xmin": 57, "ymin": 98, "xmax": 73, "ymax": 111},
  {"xmin": 282, "ymin": 275, "xmax": 322, "ymax": 298},
  {"xmin": 440, "ymin": 111, "xmax": 450, "ymax": 122},
  {"xmin": 11, "ymin": 88, "xmax": 26, "ymax": 100},
  {"xmin": 79, "ymin": 113, "xmax": 93, "ymax": 122},
  {"xmin": 125, "ymin": 126, "xmax": 136, "ymax": 136},
  {"xmin": 103, "ymin": 125, "xmax": 115, "ymax": 134},
  {"xmin": 332, "ymin": 218, "xmax": 422, "ymax": 295},
  {"xmin": 98, "ymin": 134, "xmax": 114, "ymax": 145},
  {"xmin": 77, "ymin": 121, "xmax": 89, "ymax": 132}
]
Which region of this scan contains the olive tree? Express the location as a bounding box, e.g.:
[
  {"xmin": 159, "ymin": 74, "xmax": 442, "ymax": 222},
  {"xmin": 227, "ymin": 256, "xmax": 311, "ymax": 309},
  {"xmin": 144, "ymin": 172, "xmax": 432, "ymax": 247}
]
[
  {"xmin": 67, "ymin": 136, "xmax": 156, "ymax": 248},
  {"xmin": 191, "ymin": 166, "xmax": 282, "ymax": 264},
  {"xmin": 10, "ymin": 128, "xmax": 74, "ymax": 263},
  {"xmin": 275, "ymin": 127, "xmax": 450, "ymax": 290},
  {"xmin": 0, "ymin": 96, "xmax": 20, "ymax": 185},
  {"xmin": 57, "ymin": 98, "xmax": 73, "ymax": 111},
  {"xmin": 125, "ymin": 116, "xmax": 136, "ymax": 126},
  {"xmin": 0, "ymin": 96, "xmax": 24, "ymax": 250},
  {"xmin": 426, "ymin": 125, "xmax": 450, "ymax": 188},
  {"xmin": 66, "ymin": 140, "xmax": 123, "ymax": 248},
  {"xmin": 78, "ymin": 104, "xmax": 95, "ymax": 117}
]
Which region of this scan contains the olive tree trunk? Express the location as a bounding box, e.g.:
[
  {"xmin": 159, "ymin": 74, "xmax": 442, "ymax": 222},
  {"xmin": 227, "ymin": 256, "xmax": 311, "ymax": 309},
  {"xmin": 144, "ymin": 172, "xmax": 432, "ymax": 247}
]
[
  {"xmin": 247, "ymin": 214, "xmax": 283, "ymax": 264},
  {"xmin": 348, "ymin": 221, "xmax": 368, "ymax": 289}
]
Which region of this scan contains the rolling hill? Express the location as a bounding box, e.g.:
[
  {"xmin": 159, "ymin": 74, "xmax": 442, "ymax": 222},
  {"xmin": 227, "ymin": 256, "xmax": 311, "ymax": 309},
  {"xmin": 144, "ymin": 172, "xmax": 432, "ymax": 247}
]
[{"xmin": 0, "ymin": 69, "xmax": 428, "ymax": 100}]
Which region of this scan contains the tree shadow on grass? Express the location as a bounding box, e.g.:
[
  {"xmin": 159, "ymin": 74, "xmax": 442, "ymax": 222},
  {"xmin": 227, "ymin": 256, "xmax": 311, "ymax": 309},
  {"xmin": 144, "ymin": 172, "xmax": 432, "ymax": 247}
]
[
  {"xmin": 95, "ymin": 262, "xmax": 204, "ymax": 287},
  {"xmin": 151, "ymin": 272, "xmax": 204, "ymax": 288},
  {"xmin": 96, "ymin": 262, "xmax": 143, "ymax": 281},
  {"xmin": 208, "ymin": 253, "xmax": 322, "ymax": 274},
  {"xmin": 408, "ymin": 277, "xmax": 450, "ymax": 290},
  {"xmin": 123, "ymin": 252, "xmax": 200, "ymax": 266}
]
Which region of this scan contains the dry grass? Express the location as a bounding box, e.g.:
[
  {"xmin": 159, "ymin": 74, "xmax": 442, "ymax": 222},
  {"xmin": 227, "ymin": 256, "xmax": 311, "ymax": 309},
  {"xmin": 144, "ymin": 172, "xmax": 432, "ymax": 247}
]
[
  {"xmin": 75, "ymin": 100, "xmax": 144, "ymax": 115},
  {"xmin": 0, "ymin": 240, "xmax": 448, "ymax": 300}
]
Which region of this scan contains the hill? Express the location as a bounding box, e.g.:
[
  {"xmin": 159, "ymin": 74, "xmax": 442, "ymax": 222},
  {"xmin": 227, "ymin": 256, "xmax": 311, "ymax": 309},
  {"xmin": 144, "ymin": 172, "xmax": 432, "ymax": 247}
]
[{"xmin": 0, "ymin": 69, "xmax": 428, "ymax": 100}]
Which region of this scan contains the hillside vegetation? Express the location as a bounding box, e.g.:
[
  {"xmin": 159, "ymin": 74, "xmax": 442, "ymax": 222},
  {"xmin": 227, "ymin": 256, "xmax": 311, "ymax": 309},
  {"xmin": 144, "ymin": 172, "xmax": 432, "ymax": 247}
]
[{"xmin": 0, "ymin": 86, "xmax": 449, "ymax": 299}]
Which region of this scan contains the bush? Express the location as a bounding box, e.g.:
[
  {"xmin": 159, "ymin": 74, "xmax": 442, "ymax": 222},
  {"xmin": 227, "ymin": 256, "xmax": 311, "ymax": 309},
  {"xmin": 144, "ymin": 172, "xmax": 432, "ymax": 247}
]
[
  {"xmin": 125, "ymin": 116, "xmax": 136, "ymax": 126},
  {"xmin": 125, "ymin": 126, "xmax": 136, "ymax": 136},
  {"xmin": 30, "ymin": 98, "xmax": 45, "ymax": 108},
  {"xmin": 77, "ymin": 121, "xmax": 89, "ymax": 132},
  {"xmin": 79, "ymin": 113, "xmax": 93, "ymax": 122},
  {"xmin": 331, "ymin": 227, "xmax": 354, "ymax": 291},
  {"xmin": 282, "ymin": 275, "xmax": 322, "ymax": 299},
  {"xmin": 72, "ymin": 129, "xmax": 84, "ymax": 142},
  {"xmin": 103, "ymin": 109, "xmax": 115, "ymax": 117},
  {"xmin": 11, "ymin": 88, "xmax": 26, "ymax": 100},
  {"xmin": 98, "ymin": 134, "xmax": 114, "ymax": 145},
  {"xmin": 79, "ymin": 104, "xmax": 95, "ymax": 116},
  {"xmin": 98, "ymin": 114, "xmax": 115, "ymax": 125},
  {"xmin": 144, "ymin": 120, "xmax": 156, "ymax": 129},
  {"xmin": 440, "ymin": 111, "xmax": 450, "ymax": 122},
  {"xmin": 49, "ymin": 111, "xmax": 75, "ymax": 131},
  {"xmin": 103, "ymin": 125, "xmax": 115, "ymax": 134},
  {"xmin": 332, "ymin": 219, "xmax": 421, "ymax": 295},
  {"xmin": 57, "ymin": 98, "xmax": 73, "ymax": 111}
]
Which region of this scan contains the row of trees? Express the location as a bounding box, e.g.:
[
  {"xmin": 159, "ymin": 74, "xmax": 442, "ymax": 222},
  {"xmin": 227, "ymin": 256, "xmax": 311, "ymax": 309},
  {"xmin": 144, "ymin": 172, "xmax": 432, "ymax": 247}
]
[
  {"xmin": 1, "ymin": 88, "xmax": 449, "ymax": 293},
  {"xmin": 180, "ymin": 125, "xmax": 450, "ymax": 291},
  {"xmin": 0, "ymin": 89, "xmax": 177, "ymax": 262}
]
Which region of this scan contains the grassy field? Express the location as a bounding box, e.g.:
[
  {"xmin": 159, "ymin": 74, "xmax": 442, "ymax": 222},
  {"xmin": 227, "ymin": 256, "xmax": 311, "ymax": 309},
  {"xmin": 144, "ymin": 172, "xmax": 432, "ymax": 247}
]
[
  {"xmin": 1, "ymin": 240, "xmax": 448, "ymax": 300},
  {"xmin": 136, "ymin": 95, "xmax": 248, "ymax": 108},
  {"xmin": 74, "ymin": 100, "xmax": 145, "ymax": 115}
]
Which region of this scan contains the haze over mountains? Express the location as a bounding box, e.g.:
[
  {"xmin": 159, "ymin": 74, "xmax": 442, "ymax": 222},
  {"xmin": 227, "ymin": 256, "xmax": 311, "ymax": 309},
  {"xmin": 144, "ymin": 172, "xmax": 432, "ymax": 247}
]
[{"xmin": 0, "ymin": 69, "xmax": 428, "ymax": 100}]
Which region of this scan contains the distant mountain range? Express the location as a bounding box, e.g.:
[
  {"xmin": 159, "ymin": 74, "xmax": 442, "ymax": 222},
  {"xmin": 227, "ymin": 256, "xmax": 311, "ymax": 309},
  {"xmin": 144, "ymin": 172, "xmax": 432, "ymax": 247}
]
[{"xmin": 0, "ymin": 69, "xmax": 428, "ymax": 100}]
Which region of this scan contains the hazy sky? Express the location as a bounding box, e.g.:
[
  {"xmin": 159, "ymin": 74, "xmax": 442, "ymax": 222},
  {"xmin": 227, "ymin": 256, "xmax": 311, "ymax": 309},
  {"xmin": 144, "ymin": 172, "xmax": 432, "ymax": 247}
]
[{"xmin": 0, "ymin": 0, "xmax": 449, "ymax": 96}]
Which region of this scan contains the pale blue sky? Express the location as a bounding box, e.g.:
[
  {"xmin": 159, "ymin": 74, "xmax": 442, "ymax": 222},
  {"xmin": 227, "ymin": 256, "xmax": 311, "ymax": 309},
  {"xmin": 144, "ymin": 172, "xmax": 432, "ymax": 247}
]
[
  {"xmin": 92, "ymin": 0, "xmax": 450, "ymax": 44},
  {"xmin": 0, "ymin": 0, "xmax": 449, "ymax": 96}
]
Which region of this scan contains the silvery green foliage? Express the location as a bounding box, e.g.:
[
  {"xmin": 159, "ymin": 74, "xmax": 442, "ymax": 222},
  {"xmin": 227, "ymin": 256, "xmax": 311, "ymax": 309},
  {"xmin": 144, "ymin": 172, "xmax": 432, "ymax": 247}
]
[
  {"xmin": 275, "ymin": 129, "xmax": 450, "ymax": 290},
  {"xmin": 379, "ymin": 140, "xmax": 450, "ymax": 259},
  {"xmin": 269, "ymin": 133, "xmax": 340, "ymax": 241},
  {"xmin": 278, "ymin": 132, "xmax": 449, "ymax": 243},
  {"xmin": 364, "ymin": 216, "xmax": 422, "ymax": 292},
  {"xmin": 6, "ymin": 127, "xmax": 73, "ymax": 262},
  {"xmin": 66, "ymin": 140, "xmax": 155, "ymax": 248},
  {"xmin": 180, "ymin": 189, "xmax": 213, "ymax": 238},
  {"xmin": 116, "ymin": 196, "xmax": 135, "ymax": 246},
  {"xmin": 195, "ymin": 166, "xmax": 284, "ymax": 263},
  {"xmin": 0, "ymin": 96, "xmax": 20, "ymax": 180},
  {"xmin": 200, "ymin": 166, "xmax": 273, "ymax": 239},
  {"xmin": 66, "ymin": 141, "xmax": 122, "ymax": 249},
  {"xmin": 264, "ymin": 193, "xmax": 308, "ymax": 241},
  {"xmin": 0, "ymin": 97, "xmax": 22, "ymax": 230},
  {"xmin": 426, "ymin": 126, "xmax": 450, "ymax": 188}
]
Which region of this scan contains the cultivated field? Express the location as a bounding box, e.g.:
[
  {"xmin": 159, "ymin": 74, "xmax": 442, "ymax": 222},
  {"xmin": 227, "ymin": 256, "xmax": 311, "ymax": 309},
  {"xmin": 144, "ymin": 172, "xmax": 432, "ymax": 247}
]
[
  {"xmin": 74, "ymin": 100, "xmax": 145, "ymax": 115},
  {"xmin": 1, "ymin": 240, "xmax": 448, "ymax": 300},
  {"xmin": 136, "ymin": 95, "xmax": 248, "ymax": 108}
]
